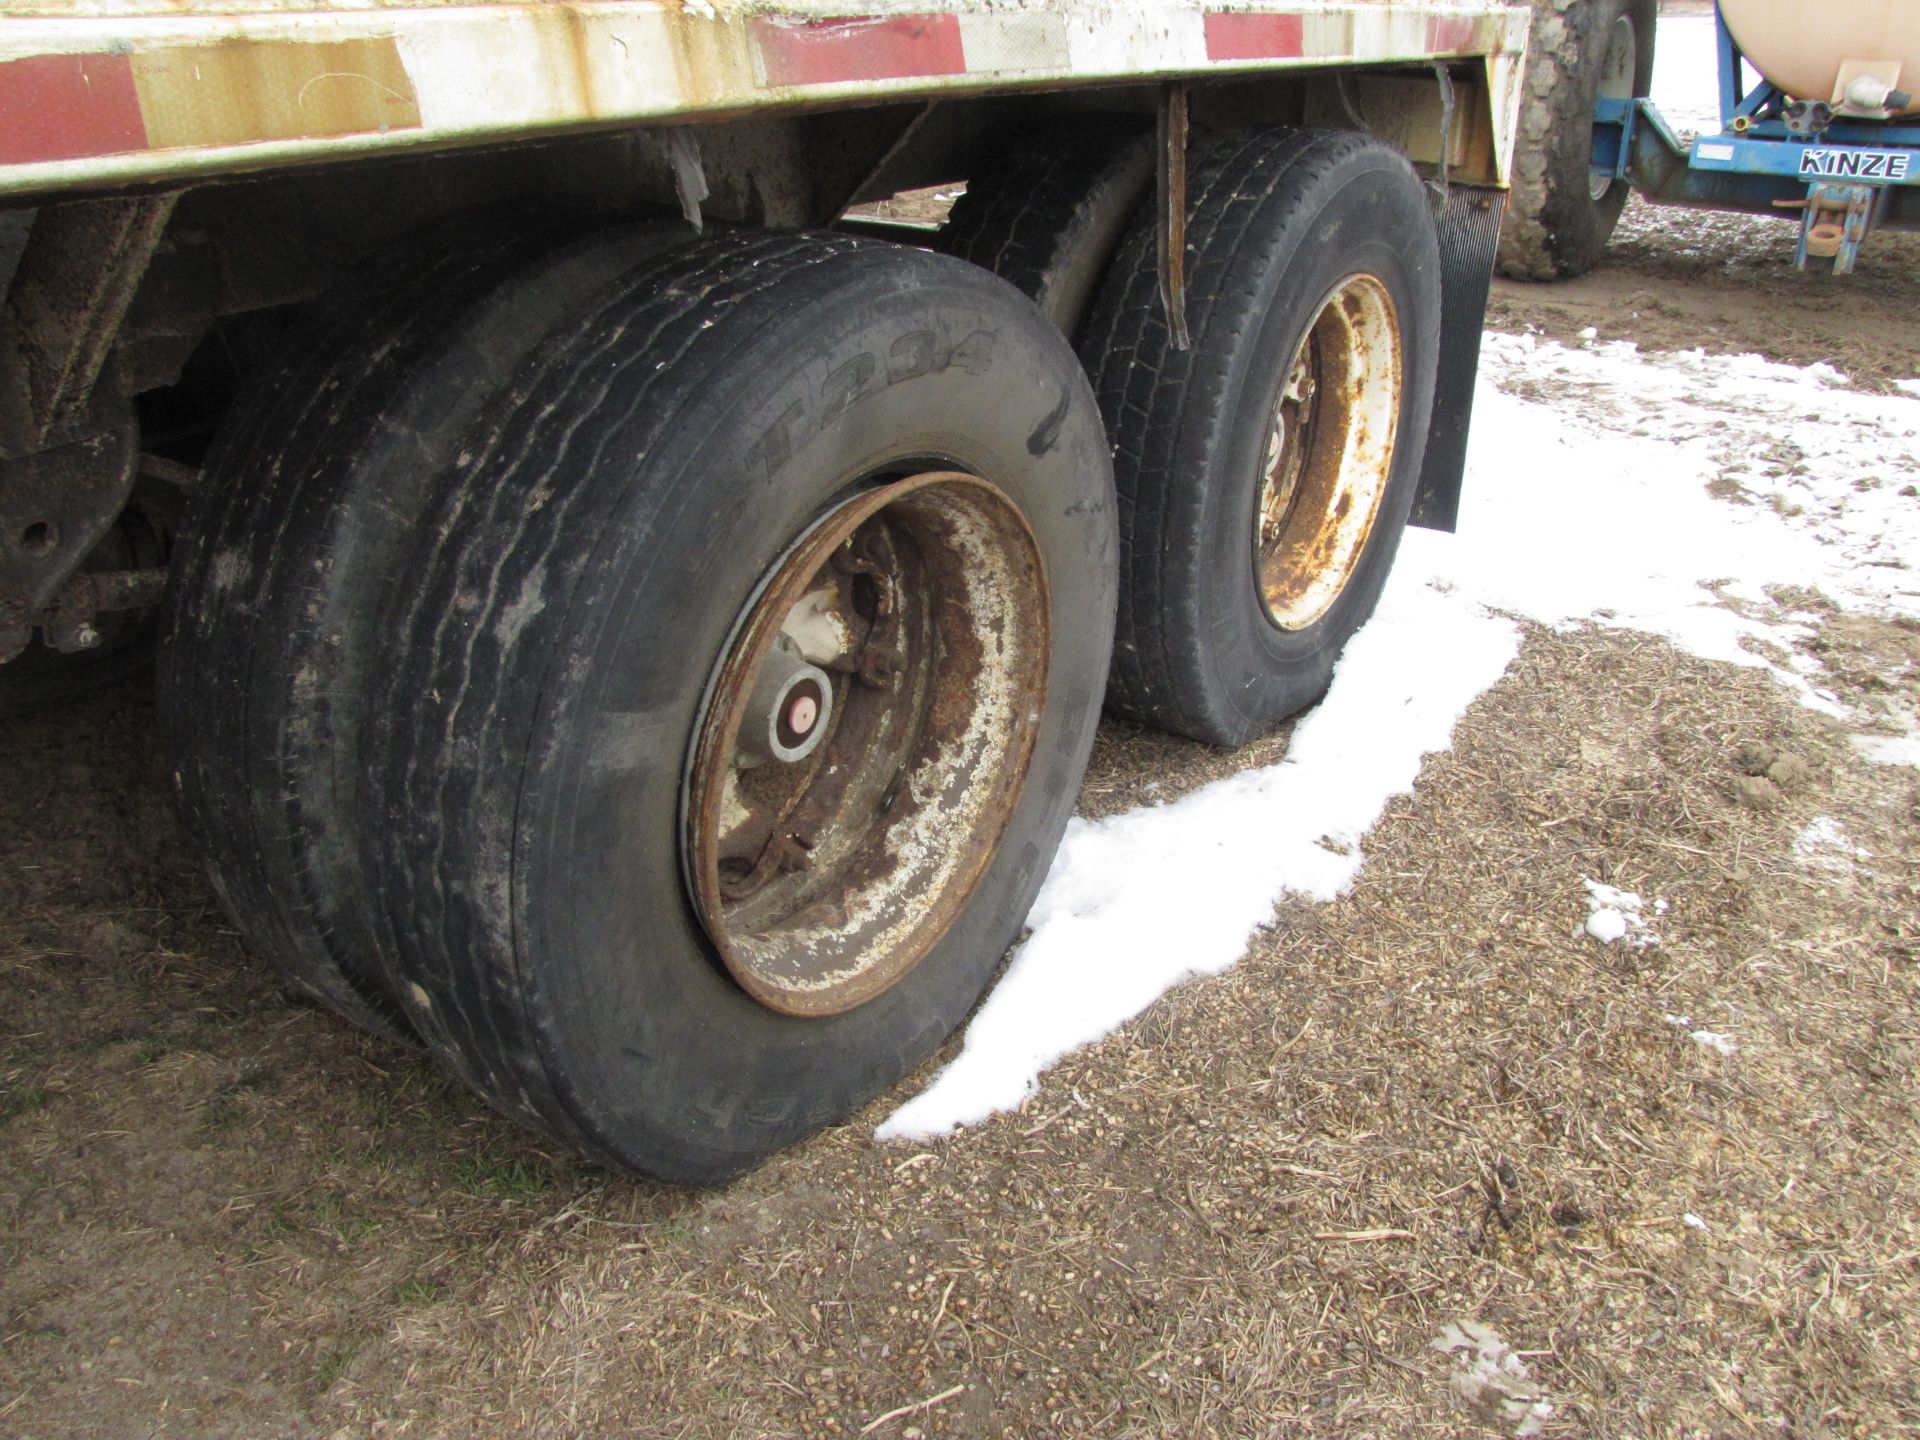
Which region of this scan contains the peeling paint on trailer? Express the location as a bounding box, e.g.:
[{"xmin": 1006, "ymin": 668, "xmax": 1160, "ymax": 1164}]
[
  {"xmin": 0, "ymin": 35, "xmax": 422, "ymax": 169},
  {"xmin": 0, "ymin": 1, "xmax": 1529, "ymax": 196}
]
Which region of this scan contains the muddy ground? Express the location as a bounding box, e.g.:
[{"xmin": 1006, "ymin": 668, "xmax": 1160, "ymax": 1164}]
[{"xmin": 5, "ymin": 199, "xmax": 1920, "ymax": 1437}]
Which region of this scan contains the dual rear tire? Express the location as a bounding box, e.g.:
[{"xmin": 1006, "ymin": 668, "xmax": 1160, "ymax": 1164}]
[
  {"xmin": 953, "ymin": 125, "xmax": 1442, "ymax": 747},
  {"xmin": 162, "ymin": 224, "xmax": 1115, "ymax": 1182},
  {"xmin": 162, "ymin": 209, "xmax": 696, "ymax": 1040},
  {"xmin": 162, "ymin": 124, "xmax": 1443, "ymax": 1183}
]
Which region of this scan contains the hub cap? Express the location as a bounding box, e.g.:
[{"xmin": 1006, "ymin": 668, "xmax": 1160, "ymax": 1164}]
[
  {"xmin": 1253, "ymin": 274, "xmax": 1402, "ymax": 631},
  {"xmin": 684, "ymin": 472, "xmax": 1049, "ymax": 1017}
]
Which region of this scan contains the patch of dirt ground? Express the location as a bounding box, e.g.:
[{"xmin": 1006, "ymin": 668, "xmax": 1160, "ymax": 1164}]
[
  {"xmin": 5, "ymin": 205, "xmax": 1920, "ymax": 1439},
  {"xmin": 1488, "ymin": 198, "xmax": 1920, "ymax": 390}
]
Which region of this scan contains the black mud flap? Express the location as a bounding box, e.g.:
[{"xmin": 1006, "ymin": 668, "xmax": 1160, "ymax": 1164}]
[{"xmin": 1410, "ymin": 184, "xmax": 1506, "ymax": 532}]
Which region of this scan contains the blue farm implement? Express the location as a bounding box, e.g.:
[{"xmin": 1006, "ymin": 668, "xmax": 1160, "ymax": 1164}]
[{"xmin": 1593, "ymin": 3, "xmax": 1920, "ymax": 272}]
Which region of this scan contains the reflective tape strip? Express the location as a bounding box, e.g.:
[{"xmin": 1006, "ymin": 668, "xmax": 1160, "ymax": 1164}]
[
  {"xmin": 1203, "ymin": 12, "xmax": 1304, "ymax": 61},
  {"xmin": 956, "ymin": 12, "xmax": 1071, "ymax": 73},
  {"xmin": 132, "ymin": 37, "xmax": 419, "ymax": 151},
  {"xmin": 1426, "ymin": 15, "xmax": 1483, "ymax": 52},
  {"xmin": 0, "ymin": 51, "xmax": 146, "ymax": 165},
  {"xmin": 751, "ymin": 14, "xmax": 965, "ymax": 88},
  {"xmin": 0, "ymin": 38, "xmax": 417, "ymax": 165}
]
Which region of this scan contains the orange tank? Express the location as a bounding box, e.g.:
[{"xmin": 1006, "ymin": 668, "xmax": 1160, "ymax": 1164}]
[{"xmin": 1718, "ymin": 0, "xmax": 1920, "ymax": 114}]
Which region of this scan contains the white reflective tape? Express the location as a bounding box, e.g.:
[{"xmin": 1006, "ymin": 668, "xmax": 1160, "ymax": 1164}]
[
  {"xmin": 1064, "ymin": 8, "xmax": 1207, "ymax": 71},
  {"xmin": 958, "ymin": 11, "xmax": 1071, "ymax": 72},
  {"xmin": 1301, "ymin": 11, "xmax": 1355, "ymax": 57}
]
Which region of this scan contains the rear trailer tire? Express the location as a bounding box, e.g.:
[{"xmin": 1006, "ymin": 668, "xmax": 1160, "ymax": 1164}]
[
  {"xmin": 1082, "ymin": 128, "xmax": 1441, "ymax": 748},
  {"xmin": 160, "ymin": 212, "xmax": 692, "ymax": 1039},
  {"xmin": 360, "ymin": 232, "xmax": 1116, "ymax": 1184},
  {"xmin": 1497, "ymin": 0, "xmax": 1657, "ymax": 280},
  {"xmin": 938, "ymin": 119, "xmax": 1154, "ymax": 335}
]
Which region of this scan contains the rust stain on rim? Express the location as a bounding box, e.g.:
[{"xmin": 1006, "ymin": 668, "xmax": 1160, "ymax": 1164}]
[
  {"xmin": 684, "ymin": 471, "xmax": 1048, "ymax": 1018},
  {"xmin": 1254, "ymin": 272, "xmax": 1401, "ymax": 631}
]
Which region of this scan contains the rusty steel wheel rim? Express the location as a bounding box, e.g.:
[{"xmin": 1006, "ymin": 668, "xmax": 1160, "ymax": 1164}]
[
  {"xmin": 1252, "ymin": 273, "xmax": 1402, "ymax": 631},
  {"xmin": 683, "ymin": 472, "xmax": 1049, "ymax": 1017}
]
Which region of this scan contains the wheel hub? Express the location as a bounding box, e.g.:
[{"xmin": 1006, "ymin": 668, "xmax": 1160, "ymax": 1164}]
[
  {"xmin": 1252, "ymin": 273, "xmax": 1402, "ymax": 631},
  {"xmin": 1590, "ymin": 14, "xmax": 1638, "ymax": 202},
  {"xmin": 737, "ymin": 634, "xmax": 835, "ymax": 766},
  {"xmin": 684, "ymin": 471, "xmax": 1049, "ymax": 1017}
]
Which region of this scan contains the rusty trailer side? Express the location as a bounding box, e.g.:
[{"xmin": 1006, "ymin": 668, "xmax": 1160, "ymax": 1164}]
[{"xmin": 0, "ymin": 1, "xmax": 1527, "ymax": 198}]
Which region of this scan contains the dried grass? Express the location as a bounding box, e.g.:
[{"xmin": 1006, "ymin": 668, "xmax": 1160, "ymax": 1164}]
[{"xmin": 329, "ymin": 623, "xmax": 1918, "ymax": 1439}]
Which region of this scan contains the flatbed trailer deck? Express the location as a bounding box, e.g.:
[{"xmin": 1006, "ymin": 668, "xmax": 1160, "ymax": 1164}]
[{"xmin": 2, "ymin": 1, "xmax": 1526, "ymax": 194}]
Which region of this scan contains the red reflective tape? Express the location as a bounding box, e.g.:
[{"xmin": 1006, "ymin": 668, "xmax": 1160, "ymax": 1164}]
[
  {"xmin": 1426, "ymin": 16, "xmax": 1482, "ymax": 52},
  {"xmin": 753, "ymin": 14, "xmax": 966, "ymax": 87},
  {"xmin": 0, "ymin": 52, "xmax": 149, "ymax": 166},
  {"xmin": 1203, "ymin": 12, "xmax": 1305, "ymax": 61}
]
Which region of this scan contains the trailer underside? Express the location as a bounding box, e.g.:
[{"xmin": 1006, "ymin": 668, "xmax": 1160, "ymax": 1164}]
[{"xmin": 0, "ymin": 0, "xmax": 1528, "ymax": 1180}]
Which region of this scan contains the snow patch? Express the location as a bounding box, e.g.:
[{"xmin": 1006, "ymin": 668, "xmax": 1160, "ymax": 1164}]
[
  {"xmin": 1462, "ymin": 333, "xmax": 1920, "ymax": 712},
  {"xmin": 877, "ymin": 581, "xmax": 1520, "ymax": 1140},
  {"xmin": 881, "ymin": 334, "xmax": 1920, "ymax": 1140},
  {"xmin": 1432, "ymin": 1321, "xmax": 1552, "ymax": 1437},
  {"xmin": 1853, "ymin": 732, "xmax": 1920, "ymax": 768},
  {"xmin": 1665, "ymin": 1014, "xmax": 1739, "ymax": 1057},
  {"xmin": 1794, "ymin": 816, "xmax": 1871, "ymax": 872},
  {"xmin": 1583, "ymin": 880, "xmax": 1663, "ymax": 948}
]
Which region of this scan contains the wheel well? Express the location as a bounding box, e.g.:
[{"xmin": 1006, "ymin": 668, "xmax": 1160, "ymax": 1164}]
[
  {"xmin": 8, "ymin": 60, "xmax": 1503, "ymax": 443},
  {"xmin": 1, "ymin": 61, "xmax": 1502, "ymax": 638}
]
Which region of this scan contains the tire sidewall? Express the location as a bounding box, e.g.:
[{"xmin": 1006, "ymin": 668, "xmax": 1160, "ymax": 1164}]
[
  {"xmin": 512, "ymin": 262, "xmax": 1115, "ymax": 1179},
  {"xmin": 1190, "ymin": 157, "xmax": 1440, "ymax": 733}
]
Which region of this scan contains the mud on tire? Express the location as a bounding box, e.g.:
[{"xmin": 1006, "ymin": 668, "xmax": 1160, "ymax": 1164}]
[{"xmin": 1498, "ymin": 0, "xmax": 1658, "ymax": 280}]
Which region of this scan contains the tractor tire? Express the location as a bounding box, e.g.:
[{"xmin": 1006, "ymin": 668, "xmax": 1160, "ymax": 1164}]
[{"xmin": 1498, "ymin": 0, "xmax": 1658, "ymax": 280}]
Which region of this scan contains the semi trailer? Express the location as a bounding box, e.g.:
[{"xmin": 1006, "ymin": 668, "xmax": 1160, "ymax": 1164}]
[{"xmin": 0, "ymin": 0, "xmax": 1527, "ymax": 1182}]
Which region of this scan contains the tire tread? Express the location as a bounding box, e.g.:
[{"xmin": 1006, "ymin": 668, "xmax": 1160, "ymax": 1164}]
[{"xmin": 1084, "ymin": 129, "xmax": 1378, "ymax": 742}]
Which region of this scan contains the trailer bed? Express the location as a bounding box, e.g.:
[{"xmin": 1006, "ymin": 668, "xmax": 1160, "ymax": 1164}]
[{"xmin": 1, "ymin": 0, "xmax": 1527, "ymax": 196}]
